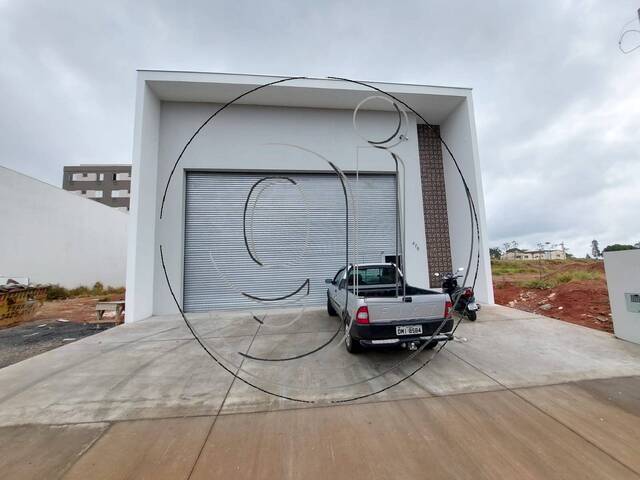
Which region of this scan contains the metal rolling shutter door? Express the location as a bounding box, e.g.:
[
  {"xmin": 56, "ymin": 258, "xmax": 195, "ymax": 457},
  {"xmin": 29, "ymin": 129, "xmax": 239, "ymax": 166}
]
[{"xmin": 183, "ymin": 172, "xmax": 397, "ymax": 312}]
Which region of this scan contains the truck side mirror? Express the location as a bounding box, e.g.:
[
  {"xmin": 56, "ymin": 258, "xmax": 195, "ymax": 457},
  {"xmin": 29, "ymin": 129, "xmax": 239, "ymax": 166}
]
[{"xmin": 325, "ymin": 278, "xmax": 333, "ymax": 285}]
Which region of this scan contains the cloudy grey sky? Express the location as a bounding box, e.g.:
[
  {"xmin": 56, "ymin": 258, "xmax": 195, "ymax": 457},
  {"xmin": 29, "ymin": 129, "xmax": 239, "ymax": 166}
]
[{"xmin": 1, "ymin": 0, "xmax": 639, "ymax": 256}]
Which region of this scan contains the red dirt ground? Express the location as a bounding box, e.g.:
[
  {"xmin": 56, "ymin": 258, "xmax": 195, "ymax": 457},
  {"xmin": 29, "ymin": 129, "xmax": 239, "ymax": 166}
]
[
  {"xmin": 0, "ymin": 294, "xmax": 125, "ymax": 368},
  {"xmin": 493, "ymin": 263, "xmax": 612, "ymax": 333},
  {"xmin": 33, "ymin": 293, "xmax": 125, "ymax": 324}
]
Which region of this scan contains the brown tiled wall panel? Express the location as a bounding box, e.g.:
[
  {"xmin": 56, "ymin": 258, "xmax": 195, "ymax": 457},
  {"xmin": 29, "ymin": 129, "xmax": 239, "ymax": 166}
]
[{"xmin": 417, "ymin": 124, "xmax": 453, "ymax": 287}]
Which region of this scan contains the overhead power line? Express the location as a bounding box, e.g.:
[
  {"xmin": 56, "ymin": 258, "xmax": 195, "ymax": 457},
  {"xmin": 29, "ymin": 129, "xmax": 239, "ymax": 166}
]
[{"xmin": 618, "ymin": 8, "xmax": 640, "ymax": 54}]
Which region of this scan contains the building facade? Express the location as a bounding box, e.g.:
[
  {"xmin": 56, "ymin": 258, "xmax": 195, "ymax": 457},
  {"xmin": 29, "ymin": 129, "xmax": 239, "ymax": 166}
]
[
  {"xmin": 126, "ymin": 71, "xmax": 493, "ymax": 322},
  {"xmin": 63, "ymin": 165, "xmax": 132, "ymax": 211}
]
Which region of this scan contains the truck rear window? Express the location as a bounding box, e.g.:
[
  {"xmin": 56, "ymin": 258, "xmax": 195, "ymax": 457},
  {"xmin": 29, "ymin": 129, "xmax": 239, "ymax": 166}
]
[{"xmin": 348, "ymin": 266, "xmax": 398, "ymax": 286}]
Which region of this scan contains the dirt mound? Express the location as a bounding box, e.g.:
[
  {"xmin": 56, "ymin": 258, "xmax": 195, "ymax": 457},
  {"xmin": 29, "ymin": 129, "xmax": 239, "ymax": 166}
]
[{"xmin": 493, "ymin": 278, "xmax": 612, "ymax": 333}]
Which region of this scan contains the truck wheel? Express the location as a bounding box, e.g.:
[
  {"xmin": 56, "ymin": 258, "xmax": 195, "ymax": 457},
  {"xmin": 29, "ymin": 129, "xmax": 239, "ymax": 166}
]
[
  {"xmin": 466, "ymin": 310, "xmax": 477, "ymax": 321},
  {"xmin": 327, "ymin": 297, "xmax": 338, "ymax": 317},
  {"xmin": 344, "ymin": 321, "xmax": 362, "ymax": 353},
  {"xmin": 345, "ymin": 334, "xmax": 362, "ymax": 353}
]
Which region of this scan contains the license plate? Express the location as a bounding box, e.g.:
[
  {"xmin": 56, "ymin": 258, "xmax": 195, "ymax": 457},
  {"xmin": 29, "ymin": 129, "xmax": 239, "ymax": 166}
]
[
  {"xmin": 467, "ymin": 302, "xmax": 478, "ymax": 311},
  {"xmin": 396, "ymin": 325, "xmax": 422, "ymax": 336}
]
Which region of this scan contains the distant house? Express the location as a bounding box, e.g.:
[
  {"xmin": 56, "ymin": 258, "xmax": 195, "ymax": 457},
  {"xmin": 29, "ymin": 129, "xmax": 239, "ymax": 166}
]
[{"xmin": 502, "ymin": 248, "xmax": 567, "ymax": 260}]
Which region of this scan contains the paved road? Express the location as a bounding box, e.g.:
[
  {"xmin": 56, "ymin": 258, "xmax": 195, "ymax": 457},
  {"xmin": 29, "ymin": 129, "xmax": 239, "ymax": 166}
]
[{"xmin": 0, "ymin": 319, "xmax": 113, "ymax": 368}]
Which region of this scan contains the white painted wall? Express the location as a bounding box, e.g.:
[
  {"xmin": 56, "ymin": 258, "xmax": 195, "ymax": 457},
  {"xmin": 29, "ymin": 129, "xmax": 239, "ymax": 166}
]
[
  {"xmin": 0, "ymin": 166, "xmax": 128, "ymax": 288},
  {"xmin": 604, "ymin": 250, "xmax": 640, "ymax": 344},
  {"xmin": 126, "ymin": 81, "xmax": 161, "ymax": 323},
  {"xmin": 151, "ymin": 102, "xmax": 429, "ymax": 316},
  {"xmin": 440, "ymin": 97, "xmax": 494, "ymax": 304}
]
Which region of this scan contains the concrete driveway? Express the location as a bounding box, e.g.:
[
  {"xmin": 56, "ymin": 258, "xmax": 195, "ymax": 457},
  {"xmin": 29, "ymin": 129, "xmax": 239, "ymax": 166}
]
[{"xmin": 1, "ymin": 304, "xmax": 639, "ymax": 479}]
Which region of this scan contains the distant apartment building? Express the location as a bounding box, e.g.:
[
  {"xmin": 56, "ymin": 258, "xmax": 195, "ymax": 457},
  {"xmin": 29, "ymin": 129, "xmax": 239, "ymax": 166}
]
[
  {"xmin": 502, "ymin": 248, "xmax": 567, "ymax": 260},
  {"xmin": 63, "ymin": 165, "xmax": 131, "ymax": 211}
]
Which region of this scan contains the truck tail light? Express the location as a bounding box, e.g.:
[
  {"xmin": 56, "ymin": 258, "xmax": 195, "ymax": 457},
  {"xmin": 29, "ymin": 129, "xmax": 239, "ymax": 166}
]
[
  {"xmin": 444, "ymin": 300, "xmax": 452, "ymax": 318},
  {"xmin": 356, "ymin": 306, "xmax": 369, "ymax": 325}
]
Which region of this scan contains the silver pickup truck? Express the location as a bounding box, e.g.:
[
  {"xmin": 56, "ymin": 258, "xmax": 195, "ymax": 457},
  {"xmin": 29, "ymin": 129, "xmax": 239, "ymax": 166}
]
[{"xmin": 326, "ymin": 263, "xmax": 453, "ymax": 353}]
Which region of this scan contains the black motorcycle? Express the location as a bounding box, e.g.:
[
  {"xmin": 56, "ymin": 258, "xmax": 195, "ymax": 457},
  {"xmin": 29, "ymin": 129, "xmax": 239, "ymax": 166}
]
[{"xmin": 435, "ymin": 268, "xmax": 479, "ymax": 321}]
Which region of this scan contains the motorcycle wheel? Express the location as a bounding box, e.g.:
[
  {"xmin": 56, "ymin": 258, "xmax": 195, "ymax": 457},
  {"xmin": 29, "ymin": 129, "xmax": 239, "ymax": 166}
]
[{"xmin": 466, "ymin": 310, "xmax": 477, "ymax": 321}]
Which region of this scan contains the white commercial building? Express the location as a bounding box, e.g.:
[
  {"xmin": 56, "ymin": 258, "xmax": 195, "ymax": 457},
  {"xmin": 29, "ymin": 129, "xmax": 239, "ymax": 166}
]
[
  {"xmin": 126, "ymin": 71, "xmax": 493, "ymax": 322},
  {"xmin": 0, "ymin": 166, "xmax": 128, "ymax": 288}
]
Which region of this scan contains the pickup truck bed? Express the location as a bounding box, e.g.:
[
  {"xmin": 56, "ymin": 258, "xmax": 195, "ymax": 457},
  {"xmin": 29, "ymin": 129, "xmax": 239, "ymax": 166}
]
[{"xmin": 347, "ymin": 285, "xmax": 435, "ymax": 298}]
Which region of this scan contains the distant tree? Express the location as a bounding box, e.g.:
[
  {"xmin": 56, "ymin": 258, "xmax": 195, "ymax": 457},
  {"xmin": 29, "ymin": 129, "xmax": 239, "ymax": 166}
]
[
  {"xmin": 602, "ymin": 244, "xmax": 636, "ymax": 253},
  {"xmin": 634, "ymin": 242, "xmax": 640, "ymax": 249},
  {"xmin": 489, "ymin": 247, "xmax": 502, "ymax": 259},
  {"xmin": 591, "ymin": 240, "xmax": 601, "ymax": 259},
  {"xmin": 502, "ymin": 241, "xmax": 519, "ymax": 254},
  {"xmin": 559, "ymin": 242, "xmax": 567, "ymax": 257},
  {"xmin": 585, "ymin": 253, "xmax": 591, "ymax": 259}
]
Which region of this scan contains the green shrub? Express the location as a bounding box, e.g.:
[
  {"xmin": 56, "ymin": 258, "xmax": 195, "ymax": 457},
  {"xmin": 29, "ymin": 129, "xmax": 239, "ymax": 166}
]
[
  {"xmin": 553, "ymin": 270, "xmax": 601, "ymax": 285},
  {"xmin": 572, "ymin": 270, "xmax": 602, "ymax": 281},
  {"xmin": 69, "ymin": 286, "xmax": 90, "ymax": 297},
  {"xmin": 46, "ymin": 284, "xmax": 69, "ymax": 300},
  {"xmin": 105, "ymin": 286, "xmax": 125, "ymax": 295},
  {"xmin": 522, "ymin": 279, "xmax": 554, "ymax": 289},
  {"xmin": 555, "ymin": 273, "xmax": 573, "ymax": 285},
  {"xmin": 45, "ymin": 284, "xmax": 125, "ymax": 300},
  {"xmin": 491, "ymin": 261, "xmax": 539, "ymax": 276},
  {"xmin": 520, "ymin": 269, "xmax": 603, "ymax": 290}
]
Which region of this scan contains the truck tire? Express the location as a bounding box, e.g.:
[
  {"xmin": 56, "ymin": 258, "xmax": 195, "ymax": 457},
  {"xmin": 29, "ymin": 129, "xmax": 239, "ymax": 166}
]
[
  {"xmin": 466, "ymin": 310, "xmax": 477, "ymax": 321},
  {"xmin": 344, "ymin": 320, "xmax": 362, "ymax": 353},
  {"xmin": 327, "ymin": 297, "xmax": 338, "ymax": 317}
]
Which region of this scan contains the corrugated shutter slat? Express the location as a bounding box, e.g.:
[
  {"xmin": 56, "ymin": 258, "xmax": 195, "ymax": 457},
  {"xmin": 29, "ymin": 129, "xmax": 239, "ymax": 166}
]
[{"xmin": 184, "ymin": 172, "xmax": 397, "ymax": 311}]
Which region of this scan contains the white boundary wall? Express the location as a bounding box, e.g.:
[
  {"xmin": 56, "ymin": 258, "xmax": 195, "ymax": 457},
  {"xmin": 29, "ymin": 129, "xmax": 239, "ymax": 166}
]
[
  {"xmin": 604, "ymin": 250, "xmax": 640, "ymax": 345},
  {"xmin": 0, "ymin": 166, "xmax": 128, "ymax": 288}
]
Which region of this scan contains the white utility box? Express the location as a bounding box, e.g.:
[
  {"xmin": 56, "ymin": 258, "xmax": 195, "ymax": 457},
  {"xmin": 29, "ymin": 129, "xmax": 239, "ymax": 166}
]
[
  {"xmin": 604, "ymin": 249, "xmax": 640, "ymax": 345},
  {"xmin": 625, "ymin": 293, "xmax": 640, "ymax": 313}
]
